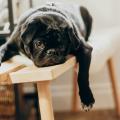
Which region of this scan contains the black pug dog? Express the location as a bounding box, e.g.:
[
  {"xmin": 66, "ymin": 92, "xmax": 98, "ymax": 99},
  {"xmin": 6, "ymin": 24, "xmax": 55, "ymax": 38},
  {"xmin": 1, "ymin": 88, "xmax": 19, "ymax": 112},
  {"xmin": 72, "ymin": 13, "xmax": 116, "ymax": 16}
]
[{"xmin": 0, "ymin": 2, "xmax": 95, "ymax": 110}]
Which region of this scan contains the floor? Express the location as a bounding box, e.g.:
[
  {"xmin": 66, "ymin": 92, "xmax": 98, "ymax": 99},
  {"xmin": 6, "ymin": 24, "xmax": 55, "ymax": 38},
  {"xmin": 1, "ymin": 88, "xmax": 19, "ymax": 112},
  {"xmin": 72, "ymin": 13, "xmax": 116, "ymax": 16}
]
[
  {"xmin": 28, "ymin": 109, "xmax": 120, "ymax": 120},
  {"xmin": 54, "ymin": 109, "xmax": 120, "ymax": 120}
]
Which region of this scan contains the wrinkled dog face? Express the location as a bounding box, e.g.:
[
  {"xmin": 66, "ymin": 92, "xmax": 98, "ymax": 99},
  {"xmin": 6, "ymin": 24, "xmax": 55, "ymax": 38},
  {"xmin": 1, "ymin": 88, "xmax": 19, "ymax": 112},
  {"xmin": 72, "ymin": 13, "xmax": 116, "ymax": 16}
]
[{"xmin": 21, "ymin": 14, "xmax": 71, "ymax": 67}]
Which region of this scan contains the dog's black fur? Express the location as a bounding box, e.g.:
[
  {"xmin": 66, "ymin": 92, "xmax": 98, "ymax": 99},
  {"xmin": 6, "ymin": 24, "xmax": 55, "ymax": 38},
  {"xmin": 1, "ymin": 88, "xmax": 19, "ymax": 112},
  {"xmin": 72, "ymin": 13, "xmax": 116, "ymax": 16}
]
[{"xmin": 0, "ymin": 3, "xmax": 95, "ymax": 110}]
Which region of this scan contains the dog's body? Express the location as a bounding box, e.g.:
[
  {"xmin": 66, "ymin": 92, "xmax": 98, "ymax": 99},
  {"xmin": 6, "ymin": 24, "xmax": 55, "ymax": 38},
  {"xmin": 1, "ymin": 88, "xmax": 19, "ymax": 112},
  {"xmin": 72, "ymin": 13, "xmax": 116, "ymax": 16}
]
[{"xmin": 0, "ymin": 2, "xmax": 95, "ymax": 110}]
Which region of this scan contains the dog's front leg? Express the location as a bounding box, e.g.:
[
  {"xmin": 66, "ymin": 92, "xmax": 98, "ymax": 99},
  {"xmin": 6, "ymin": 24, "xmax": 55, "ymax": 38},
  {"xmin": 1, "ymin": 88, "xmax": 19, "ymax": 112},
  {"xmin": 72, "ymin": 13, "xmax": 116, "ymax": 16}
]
[
  {"xmin": 0, "ymin": 27, "xmax": 19, "ymax": 64},
  {"xmin": 0, "ymin": 43, "xmax": 9, "ymax": 63},
  {"xmin": 75, "ymin": 42, "xmax": 95, "ymax": 111}
]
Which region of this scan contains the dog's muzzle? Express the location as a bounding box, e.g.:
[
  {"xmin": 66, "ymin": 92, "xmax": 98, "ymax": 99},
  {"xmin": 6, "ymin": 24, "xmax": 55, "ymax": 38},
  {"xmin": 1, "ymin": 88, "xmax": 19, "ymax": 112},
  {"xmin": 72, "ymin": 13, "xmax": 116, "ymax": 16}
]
[{"xmin": 33, "ymin": 49, "xmax": 66, "ymax": 67}]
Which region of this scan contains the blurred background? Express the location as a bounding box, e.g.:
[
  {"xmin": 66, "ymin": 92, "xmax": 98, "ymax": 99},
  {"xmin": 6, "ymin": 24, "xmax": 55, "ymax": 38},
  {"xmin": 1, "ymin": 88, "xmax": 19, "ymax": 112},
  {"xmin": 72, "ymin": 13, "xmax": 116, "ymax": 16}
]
[{"xmin": 0, "ymin": 0, "xmax": 120, "ymax": 120}]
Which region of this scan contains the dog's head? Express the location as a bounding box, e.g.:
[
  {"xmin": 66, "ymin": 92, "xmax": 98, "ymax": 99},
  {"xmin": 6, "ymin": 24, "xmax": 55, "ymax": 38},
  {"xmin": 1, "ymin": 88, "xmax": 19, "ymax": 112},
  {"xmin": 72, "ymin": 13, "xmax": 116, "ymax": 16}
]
[
  {"xmin": 20, "ymin": 6, "xmax": 92, "ymax": 67},
  {"xmin": 20, "ymin": 12, "xmax": 72, "ymax": 67}
]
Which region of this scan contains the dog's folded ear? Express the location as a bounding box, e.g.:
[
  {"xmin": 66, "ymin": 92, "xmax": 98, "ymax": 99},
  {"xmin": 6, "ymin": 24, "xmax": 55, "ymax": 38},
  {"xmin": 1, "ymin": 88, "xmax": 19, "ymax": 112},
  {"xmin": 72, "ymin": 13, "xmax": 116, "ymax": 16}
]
[
  {"xmin": 67, "ymin": 27, "xmax": 81, "ymax": 51},
  {"xmin": 80, "ymin": 6, "xmax": 92, "ymax": 41},
  {"xmin": 20, "ymin": 20, "xmax": 38, "ymax": 44}
]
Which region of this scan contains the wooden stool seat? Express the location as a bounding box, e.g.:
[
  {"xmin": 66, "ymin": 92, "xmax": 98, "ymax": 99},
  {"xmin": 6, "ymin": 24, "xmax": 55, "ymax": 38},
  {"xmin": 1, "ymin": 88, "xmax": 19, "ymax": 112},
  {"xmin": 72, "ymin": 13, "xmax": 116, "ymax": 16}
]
[
  {"xmin": 9, "ymin": 56, "xmax": 76, "ymax": 83},
  {"xmin": 0, "ymin": 59, "xmax": 25, "ymax": 85},
  {"xmin": 0, "ymin": 55, "xmax": 76, "ymax": 120}
]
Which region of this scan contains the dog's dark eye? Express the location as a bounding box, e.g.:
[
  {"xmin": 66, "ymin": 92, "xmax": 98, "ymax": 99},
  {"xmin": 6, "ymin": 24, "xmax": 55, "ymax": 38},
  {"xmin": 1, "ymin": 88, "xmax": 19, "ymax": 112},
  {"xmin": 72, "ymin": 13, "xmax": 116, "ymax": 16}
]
[{"xmin": 34, "ymin": 41, "xmax": 45, "ymax": 49}]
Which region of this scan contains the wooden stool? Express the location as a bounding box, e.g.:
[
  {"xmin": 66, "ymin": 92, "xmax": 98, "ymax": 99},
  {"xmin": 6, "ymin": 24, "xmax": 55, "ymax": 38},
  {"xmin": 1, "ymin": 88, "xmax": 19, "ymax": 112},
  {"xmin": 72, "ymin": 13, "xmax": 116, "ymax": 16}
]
[{"xmin": 0, "ymin": 56, "xmax": 76, "ymax": 120}]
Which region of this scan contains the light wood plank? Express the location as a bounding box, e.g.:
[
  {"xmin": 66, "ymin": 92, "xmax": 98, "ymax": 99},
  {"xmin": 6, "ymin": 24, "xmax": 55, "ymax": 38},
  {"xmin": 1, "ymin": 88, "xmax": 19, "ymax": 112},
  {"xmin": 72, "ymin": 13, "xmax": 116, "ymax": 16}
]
[
  {"xmin": 9, "ymin": 56, "xmax": 76, "ymax": 84},
  {"xmin": 0, "ymin": 55, "xmax": 33, "ymax": 85},
  {"xmin": 0, "ymin": 60, "xmax": 25, "ymax": 85}
]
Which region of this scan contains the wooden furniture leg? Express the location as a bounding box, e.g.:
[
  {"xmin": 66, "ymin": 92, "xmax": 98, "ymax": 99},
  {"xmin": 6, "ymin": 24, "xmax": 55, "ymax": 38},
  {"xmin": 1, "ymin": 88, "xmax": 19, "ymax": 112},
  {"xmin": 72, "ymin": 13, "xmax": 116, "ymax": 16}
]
[
  {"xmin": 14, "ymin": 84, "xmax": 25, "ymax": 120},
  {"xmin": 107, "ymin": 58, "xmax": 120, "ymax": 117},
  {"xmin": 37, "ymin": 81, "xmax": 54, "ymax": 120},
  {"xmin": 14, "ymin": 84, "xmax": 22, "ymax": 120},
  {"xmin": 72, "ymin": 64, "xmax": 78, "ymax": 112}
]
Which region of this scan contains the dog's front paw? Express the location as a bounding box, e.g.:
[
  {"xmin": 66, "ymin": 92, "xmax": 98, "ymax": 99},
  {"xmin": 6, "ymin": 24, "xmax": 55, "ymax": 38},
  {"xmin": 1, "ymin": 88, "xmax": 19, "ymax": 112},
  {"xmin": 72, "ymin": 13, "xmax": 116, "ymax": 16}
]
[
  {"xmin": 79, "ymin": 87, "xmax": 95, "ymax": 111},
  {"xmin": 81, "ymin": 103, "xmax": 93, "ymax": 112},
  {"xmin": 0, "ymin": 58, "xmax": 2, "ymax": 66},
  {"xmin": 0, "ymin": 53, "xmax": 3, "ymax": 66},
  {"xmin": 0, "ymin": 52, "xmax": 3, "ymax": 66},
  {"xmin": 0, "ymin": 45, "xmax": 7, "ymax": 66}
]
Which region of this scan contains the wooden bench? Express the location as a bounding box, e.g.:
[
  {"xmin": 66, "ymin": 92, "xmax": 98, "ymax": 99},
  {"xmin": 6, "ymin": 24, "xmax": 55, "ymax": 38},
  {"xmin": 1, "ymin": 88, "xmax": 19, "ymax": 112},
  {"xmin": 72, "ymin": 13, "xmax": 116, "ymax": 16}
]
[{"xmin": 0, "ymin": 55, "xmax": 76, "ymax": 120}]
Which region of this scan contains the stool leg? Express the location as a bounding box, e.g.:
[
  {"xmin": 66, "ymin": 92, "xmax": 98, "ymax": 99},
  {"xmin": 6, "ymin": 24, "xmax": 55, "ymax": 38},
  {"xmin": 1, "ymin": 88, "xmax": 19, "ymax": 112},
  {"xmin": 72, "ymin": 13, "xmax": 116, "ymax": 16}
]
[
  {"xmin": 72, "ymin": 64, "xmax": 79, "ymax": 112},
  {"xmin": 107, "ymin": 59, "xmax": 120, "ymax": 117},
  {"xmin": 37, "ymin": 81, "xmax": 54, "ymax": 120},
  {"xmin": 14, "ymin": 84, "xmax": 23, "ymax": 120}
]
